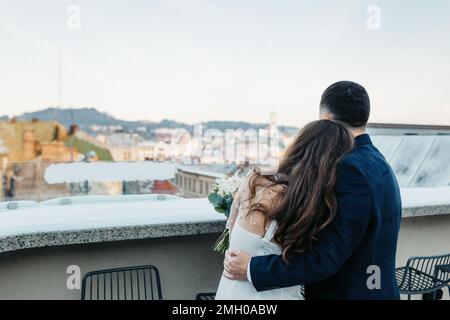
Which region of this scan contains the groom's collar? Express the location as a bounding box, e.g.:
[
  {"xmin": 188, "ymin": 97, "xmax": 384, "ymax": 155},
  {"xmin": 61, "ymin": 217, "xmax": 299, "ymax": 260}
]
[{"xmin": 354, "ymin": 133, "xmax": 372, "ymax": 146}]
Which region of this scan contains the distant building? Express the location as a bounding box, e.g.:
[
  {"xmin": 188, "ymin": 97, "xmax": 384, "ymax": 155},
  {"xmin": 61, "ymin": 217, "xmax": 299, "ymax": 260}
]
[
  {"xmin": 104, "ymin": 132, "xmax": 144, "ymax": 161},
  {"xmin": 174, "ymin": 163, "xmax": 257, "ymax": 198},
  {"xmin": 0, "ymin": 120, "xmax": 114, "ymax": 201},
  {"xmin": 0, "ymin": 121, "xmax": 76, "ymax": 200},
  {"xmin": 122, "ymin": 179, "xmax": 177, "ymax": 195},
  {"xmin": 151, "ymin": 180, "xmax": 178, "ymax": 194},
  {"xmin": 197, "ymin": 112, "xmax": 282, "ymax": 165},
  {"xmin": 175, "ymin": 164, "xmax": 236, "ymax": 198},
  {"xmin": 153, "ymin": 128, "xmax": 175, "ymax": 143},
  {"xmin": 105, "ymin": 133, "xmax": 164, "ymax": 161},
  {"xmin": 139, "ymin": 141, "xmax": 171, "ymax": 161},
  {"xmin": 0, "ymin": 120, "xmax": 69, "ymax": 163},
  {"xmin": 41, "ymin": 141, "xmax": 80, "ymax": 162}
]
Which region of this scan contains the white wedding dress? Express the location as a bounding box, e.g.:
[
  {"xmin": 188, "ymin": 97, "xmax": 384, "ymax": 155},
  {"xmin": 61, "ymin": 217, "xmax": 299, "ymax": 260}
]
[{"xmin": 215, "ymin": 217, "xmax": 304, "ymax": 300}]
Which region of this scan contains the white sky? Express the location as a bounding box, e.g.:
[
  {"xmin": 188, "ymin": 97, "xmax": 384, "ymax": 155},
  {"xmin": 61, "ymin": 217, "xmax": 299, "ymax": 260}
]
[{"xmin": 0, "ymin": 0, "xmax": 450, "ymax": 127}]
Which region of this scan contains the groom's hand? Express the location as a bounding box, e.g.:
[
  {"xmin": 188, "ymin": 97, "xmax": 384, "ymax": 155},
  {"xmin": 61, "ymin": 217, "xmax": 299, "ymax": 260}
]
[{"xmin": 223, "ymin": 249, "xmax": 251, "ymax": 281}]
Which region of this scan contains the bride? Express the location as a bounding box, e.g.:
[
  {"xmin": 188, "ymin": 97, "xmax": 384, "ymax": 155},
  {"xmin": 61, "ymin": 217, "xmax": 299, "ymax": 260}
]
[{"xmin": 215, "ymin": 119, "xmax": 354, "ymax": 300}]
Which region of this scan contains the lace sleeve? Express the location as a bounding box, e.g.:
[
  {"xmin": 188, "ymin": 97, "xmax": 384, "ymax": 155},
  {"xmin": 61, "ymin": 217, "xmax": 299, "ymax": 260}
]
[
  {"xmin": 225, "ymin": 189, "xmax": 240, "ymax": 232},
  {"xmin": 225, "ymin": 171, "xmax": 253, "ymax": 232}
]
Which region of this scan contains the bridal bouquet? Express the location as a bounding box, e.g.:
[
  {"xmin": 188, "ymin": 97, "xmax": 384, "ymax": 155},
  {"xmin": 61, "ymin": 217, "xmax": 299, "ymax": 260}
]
[{"xmin": 208, "ymin": 175, "xmax": 243, "ymax": 254}]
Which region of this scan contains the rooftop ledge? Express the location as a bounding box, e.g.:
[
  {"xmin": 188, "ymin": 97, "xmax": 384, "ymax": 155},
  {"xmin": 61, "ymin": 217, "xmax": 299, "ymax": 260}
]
[{"xmin": 0, "ymin": 188, "xmax": 449, "ymax": 255}]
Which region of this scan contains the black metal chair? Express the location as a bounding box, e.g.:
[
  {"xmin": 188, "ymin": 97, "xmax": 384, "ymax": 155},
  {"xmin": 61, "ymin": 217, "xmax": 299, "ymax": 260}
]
[
  {"xmin": 196, "ymin": 292, "xmax": 216, "ymax": 300},
  {"xmin": 396, "ymin": 253, "xmax": 450, "ymax": 300},
  {"xmin": 81, "ymin": 265, "xmax": 163, "ymax": 300}
]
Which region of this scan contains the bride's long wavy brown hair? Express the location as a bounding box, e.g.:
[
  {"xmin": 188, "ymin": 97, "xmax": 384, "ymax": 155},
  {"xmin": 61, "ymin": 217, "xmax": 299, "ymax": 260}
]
[{"xmin": 247, "ymin": 120, "xmax": 354, "ymax": 262}]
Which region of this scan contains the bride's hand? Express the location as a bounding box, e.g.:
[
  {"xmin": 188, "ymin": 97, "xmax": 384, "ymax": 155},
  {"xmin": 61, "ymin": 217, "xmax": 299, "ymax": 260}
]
[{"xmin": 223, "ymin": 249, "xmax": 251, "ymax": 281}]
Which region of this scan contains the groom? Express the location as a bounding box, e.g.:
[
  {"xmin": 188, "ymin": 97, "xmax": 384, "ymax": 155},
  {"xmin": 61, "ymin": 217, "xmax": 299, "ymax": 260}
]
[{"xmin": 224, "ymin": 81, "xmax": 402, "ymax": 299}]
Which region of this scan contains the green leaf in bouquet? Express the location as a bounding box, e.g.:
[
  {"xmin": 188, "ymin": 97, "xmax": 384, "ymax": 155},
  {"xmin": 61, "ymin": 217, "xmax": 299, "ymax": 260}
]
[
  {"xmin": 208, "ymin": 192, "xmax": 223, "ymax": 207},
  {"xmin": 222, "ymin": 194, "xmax": 234, "ymax": 218},
  {"xmin": 223, "ymin": 194, "xmax": 233, "ymax": 208},
  {"xmin": 214, "ymin": 206, "xmax": 226, "ymax": 214}
]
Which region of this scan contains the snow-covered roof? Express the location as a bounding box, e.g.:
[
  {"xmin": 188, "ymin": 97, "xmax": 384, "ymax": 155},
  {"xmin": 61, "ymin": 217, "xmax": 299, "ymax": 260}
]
[
  {"xmin": 372, "ymin": 135, "xmax": 450, "ymax": 187},
  {"xmin": 176, "ymin": 164, "xmax": 238, "ymax": 178}
]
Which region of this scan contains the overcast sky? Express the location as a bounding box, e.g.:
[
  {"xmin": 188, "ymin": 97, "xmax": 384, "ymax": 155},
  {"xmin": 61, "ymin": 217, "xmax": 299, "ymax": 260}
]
[{"xmin": 1, "ymin": 0, "xmax": 449, "ymax": 127}]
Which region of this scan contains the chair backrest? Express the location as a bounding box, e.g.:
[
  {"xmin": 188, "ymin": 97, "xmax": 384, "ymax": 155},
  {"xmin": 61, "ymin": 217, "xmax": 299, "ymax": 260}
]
[
  {"xmin": 196, "ymin": 292, "xmax": 216, "ymax": 300},
  {"xmin": 405, "ymin": 253, "xmax": 450, "ymax": 287},
  {"xmin": 81, "ymin": 265, "xmax": 162, "ymax": 300}
]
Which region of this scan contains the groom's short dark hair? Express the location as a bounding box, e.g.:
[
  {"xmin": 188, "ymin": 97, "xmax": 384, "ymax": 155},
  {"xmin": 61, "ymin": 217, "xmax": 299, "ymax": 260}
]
[{"xmin": 320, "ymin": 81, "xmax": 370, "ymax": 128}]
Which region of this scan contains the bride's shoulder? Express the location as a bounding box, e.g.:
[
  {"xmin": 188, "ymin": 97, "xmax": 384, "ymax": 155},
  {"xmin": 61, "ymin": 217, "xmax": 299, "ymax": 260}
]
[
  {"xmin": 250, "ymin": 173, "xmax": 286, "ymax": 201},
  {"xmin": 237, "ymin": 167, "xmax": 287, "ymax": 197}
]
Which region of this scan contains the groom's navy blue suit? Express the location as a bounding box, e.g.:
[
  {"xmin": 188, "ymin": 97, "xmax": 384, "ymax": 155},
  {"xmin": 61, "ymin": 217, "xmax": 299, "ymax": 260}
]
[{"xmin": 250, "ymin": 134, "xmax": 402, "ymax": 299}]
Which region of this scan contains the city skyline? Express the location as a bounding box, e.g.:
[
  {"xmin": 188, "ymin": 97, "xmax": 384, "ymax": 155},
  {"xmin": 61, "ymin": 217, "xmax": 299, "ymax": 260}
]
[
  {"xmin": 5, "ymin": 106, "xmax": 450, "ymax": 129},
  {"xmin": 1, "ymin": 0, "xmax": 450, "ymax": 127}
]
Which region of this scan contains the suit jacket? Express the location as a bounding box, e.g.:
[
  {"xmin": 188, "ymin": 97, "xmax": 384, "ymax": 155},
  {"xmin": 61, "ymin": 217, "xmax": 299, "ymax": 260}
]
[{"xmin": 250, "ymin": 134, "xmax": 402, "ymax": 299}]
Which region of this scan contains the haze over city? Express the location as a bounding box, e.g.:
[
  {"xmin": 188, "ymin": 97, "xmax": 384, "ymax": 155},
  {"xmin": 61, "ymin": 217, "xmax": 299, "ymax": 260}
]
[{"xmin": 1, "ymin": 0, "xmax": 450, "ymax": 127}]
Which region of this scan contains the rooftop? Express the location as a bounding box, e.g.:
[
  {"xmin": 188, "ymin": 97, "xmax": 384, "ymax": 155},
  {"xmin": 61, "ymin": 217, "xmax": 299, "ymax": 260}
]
[
  {"xmin": 176, "ymin": 164, "xmax": 239, "ymax": 178},
  {"xmin": 373, "ymin": 135, "xmax": 450, "ymax": 187},
  {"xmin": 368, "ymin": 123, "xmax": 450, "ymax": 131}
]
